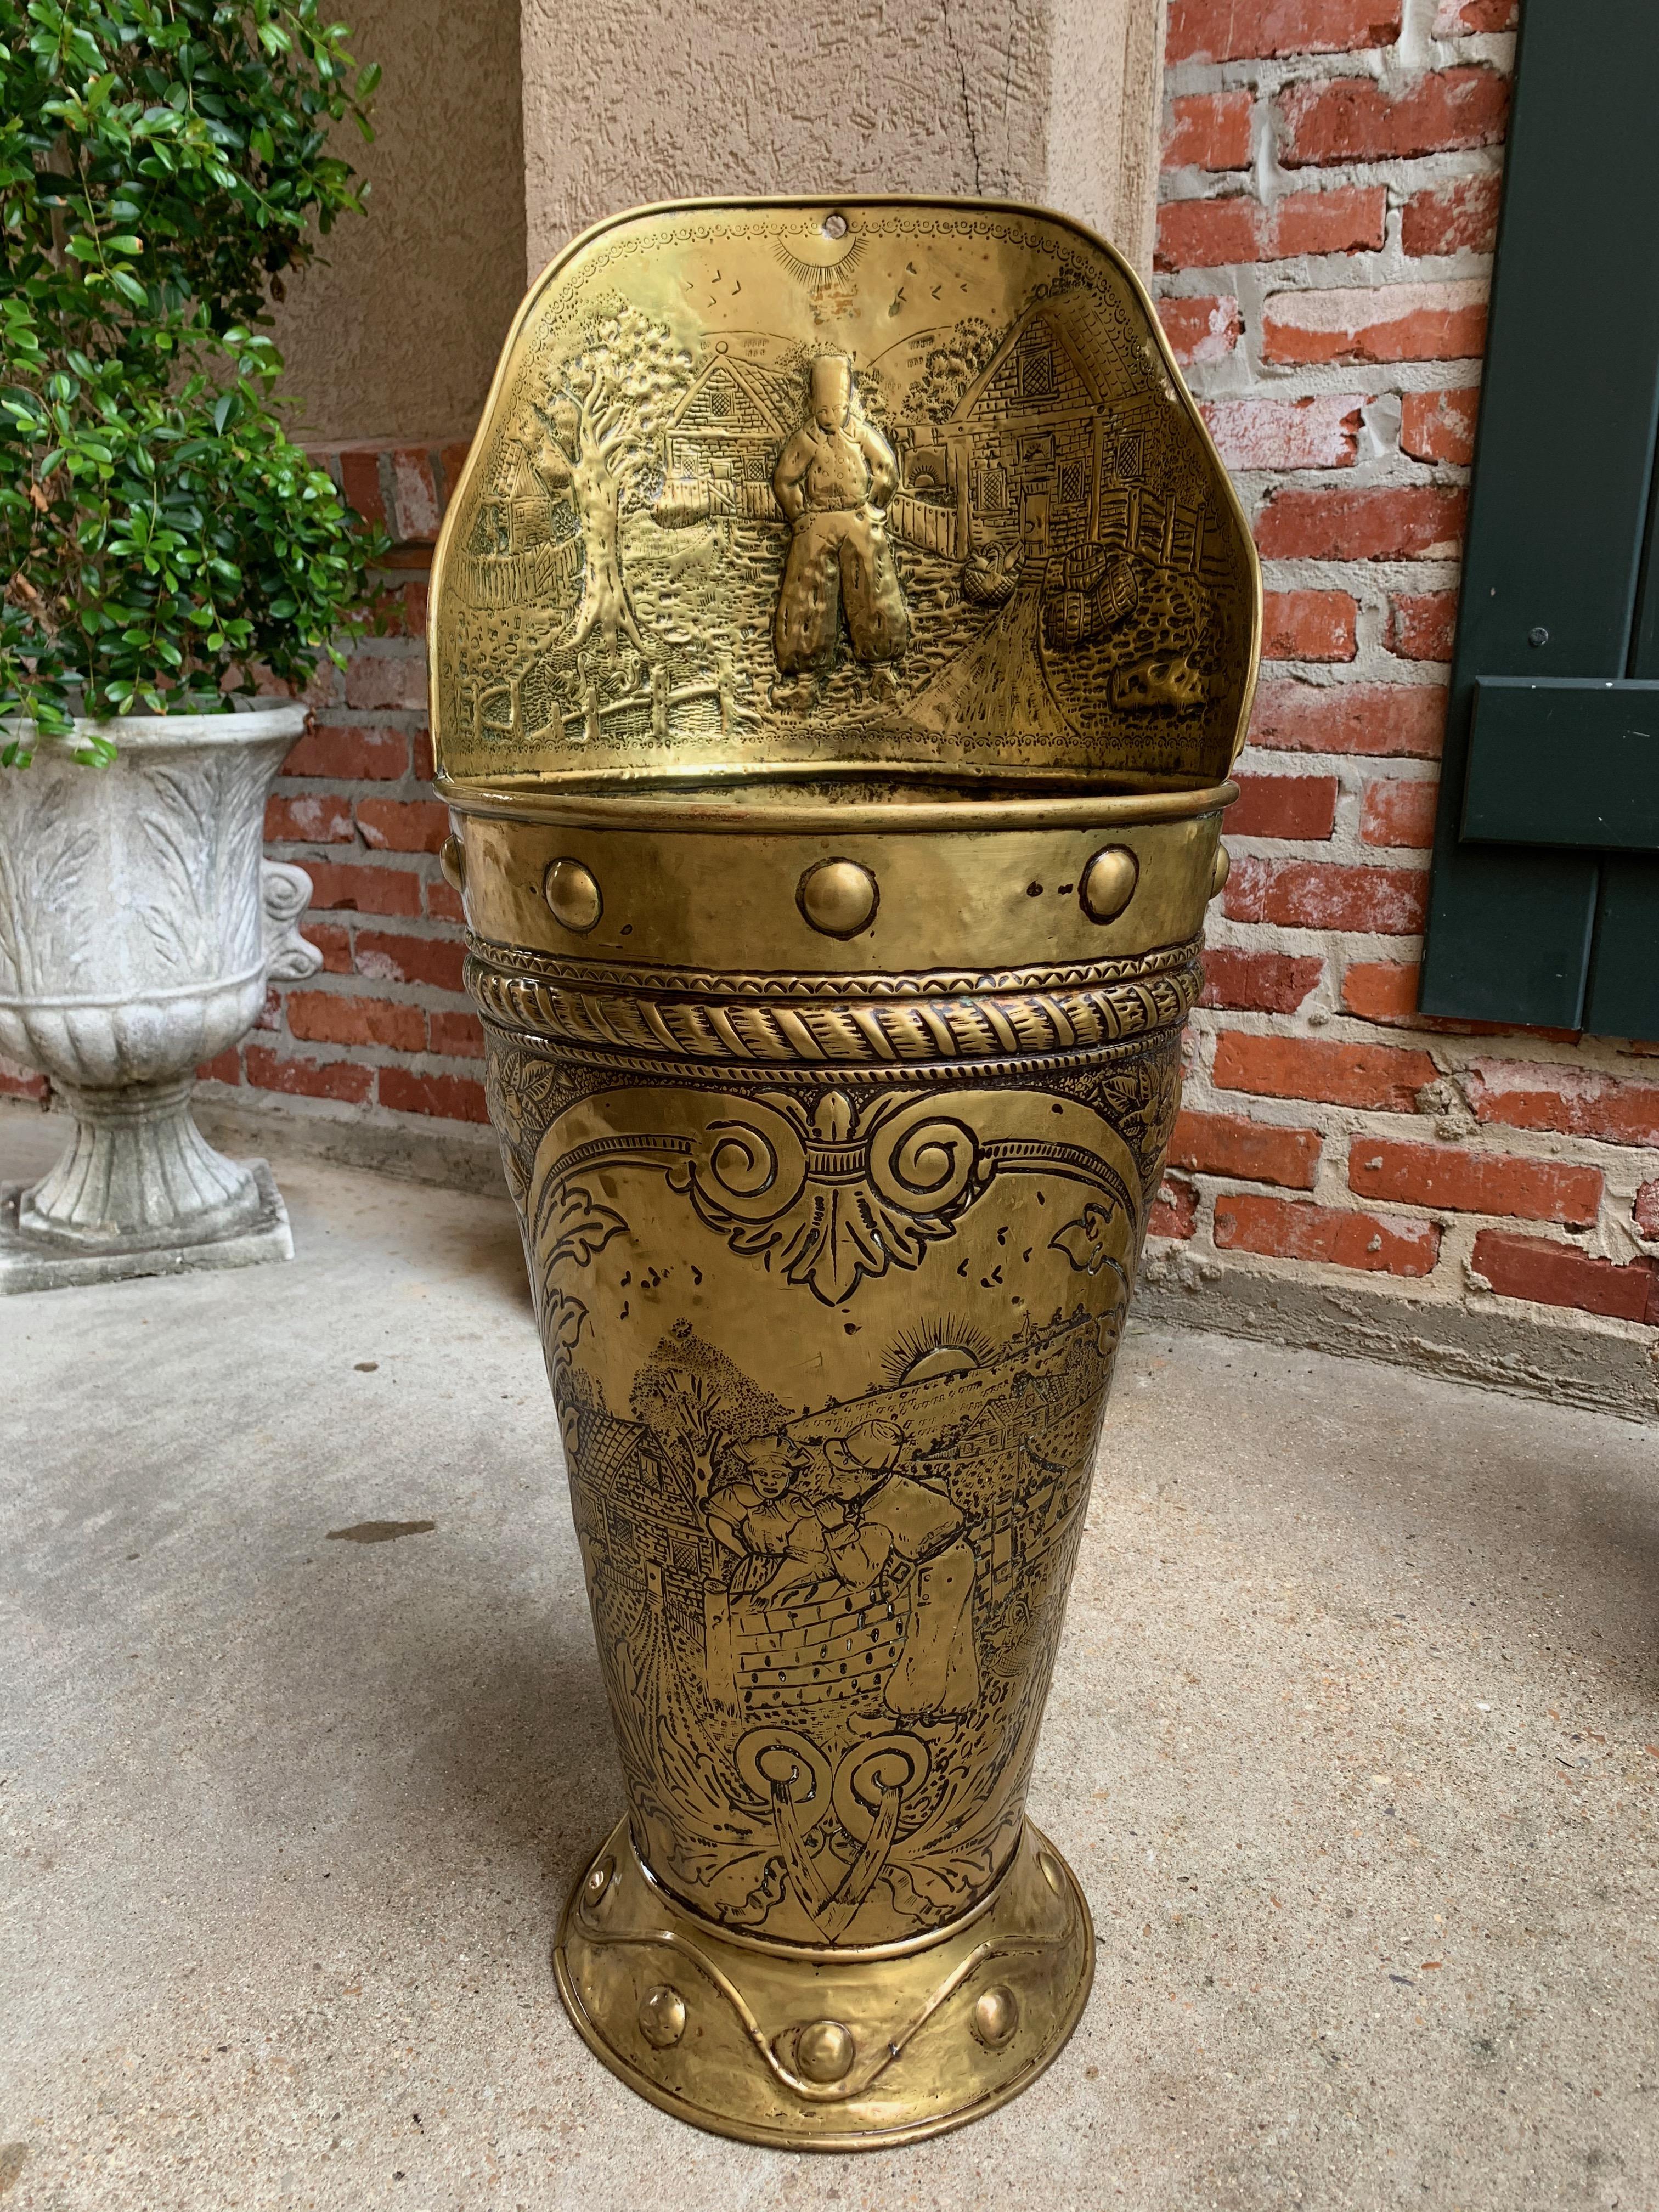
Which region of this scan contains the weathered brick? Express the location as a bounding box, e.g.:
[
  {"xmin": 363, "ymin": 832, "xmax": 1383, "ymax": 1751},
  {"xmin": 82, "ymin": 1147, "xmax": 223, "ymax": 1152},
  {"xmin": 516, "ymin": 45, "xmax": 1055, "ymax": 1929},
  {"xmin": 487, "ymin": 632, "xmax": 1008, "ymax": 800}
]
[
  {"xmin": 1635, "ymin": 1181, "xmax": 1659, "ymax": 1239},
  {"xmin": 355, "ymin": 798, "xmax": 452, "ymax": 854},
  {"xmin": 371, "ymin": 579, "xmax": 429, "ymax": 638},
  {"xmin": 1400, "ymin": 388, "xmax": 1479, "ymax": 465},
  {"xmin": 1431, "ymin": 0, "xmax": 1516, "ymax": 31},
  {"xmin": 1255, "ymin": 484, "xmax": 1467, "ymax": 561},
  {"xmin": 1170, "ymin": 1109, "xmax": 1322, "ymax": 1189},
  {"xmin": 1273, "ymin": 184, "xmax": 1389, "ymax": 258},
  {"xmin": 1170, "ymin": 0, "xmax": 1401, "ymax": 64},
  {"xmin": 1279, "ymin": 66, "xmax": 1509, "ymax": 167},
  {"xmin": 1360, "ymin": 776, "xmax": 1440, "ymax": 849},
  {"xmin": 1164, "ymin": 91, "xmax": 1254, "ymax": 171},
  {"xmin": 428, "ymin": 1010, "xmax": 486, "ymax": 1059},
  {"xmin": 244, "ymin": 1047, "xmax": 374, "ymax": 1104},
  {"xmin": 1156, "ymin": 185, "xmax": 1385, "ymax": 271},
  {"xmin": 1343, "ymin": 959, "xmax": 1422, "ymax": 1022},
  {"xmin": 0, "ymin": 1064, "xmax": 49, "ymax": 1101},
  {"xmin": 303, "ymin": 923, "xmax": 353, "ymax": 976},
  {"xmin": 1228, "ymin": 773, "xmax": 1340, "ymax": 840},
  {"xmin": 438, "ymin": 442, "xmax": 473, "ymax": 501},
  {"xmin": 1214, "ymin": 1032, "xmax": 1438, "ymax": 1111},
  {"xmin": 1201, "ymin": 396, "xmax": 1364, "ymax": 472},
  {"xmin": 389, "ymin": 449, "xmax": 442, "ymax": 543},
  {"xmin": 1471, "ymin": 1230, "xmax": 1658, "ymax": 1324},
  {"xmin": 336, "ymin": 448, "xmax": 386, "ymax": 527},
  {"xmin": 1149, "ymin": 1171, "xmax": 1199, "ymax": 1239},
  {"xmin": 378, "ymin": 1066, "xmax": 489, "ymax": 1124},
  {"xmin": 1262, "ymin": 282, "xmax": 1487, "ymax": 365},
  {"xmin": 344, "ymin": 650, "xmax": 428, "ymax": 713},
  {"xmin": 1200, "ymin": 947, "xmax": 1325, "ymax": 1013},
  {"xmin": 1224, "ymin": 856, "xmax": 1429, "ymax": 933},
  {"xmin": 1262, "ymin": 589, "xmax": 1357, "ymax": 662},
  {"xmin": 285, "ymin": 991, "xmax": 426, "ymax": 1054},
  {"xmin": 283, "ymin": 721, "xmax": 409, "ymax": 782},
  {"xmin": 195, "ymin": 1047, "xmax": 242, "ymax": 1086},
  {"xmin": 1157, "ymin": 198, "xmax": 1261, "ymax": 271},
  {"xmin": 353, "ymin": 929, "xmax": 467, "ymax": 993},
  {"xmin": 1387, "ymin": 591, "xmax": 1458, "ymax": 663},
  {"xmin": 414, "ymin": 727, "xmax": 437, "ymax": 782},
  {"xmin": 264, "ymin": 793, "xmax": 354, "ymax": 844},
  {"xmin": 425, "ymin": 876, "xmax": 465, "ymax": 923},
  {"xmin": 1216, "ymin": 1193, "xmax": 1441, "ymax": 1275},
  {"xmin": 1156, "ymin": 294, "xmax": 1242, "ymax": 365},
  {"xmin": 1250, "ymin": 680, "xmax": 1446, "ymax": 759},
  {"xmin": 1465, "ymin": 1061, "xmax": 1659, "ymax": 1149},
  {"xmin": 1349, "ymin": 1138, "xmax": 1602, "ymax": 1226},
  {"xmin": 302, "ymin": 861, "xmax": 423, "ymax": 917},
  {"xmin": 1402, "ymin": 173, "xmax": 1502, "ymax": 257}
]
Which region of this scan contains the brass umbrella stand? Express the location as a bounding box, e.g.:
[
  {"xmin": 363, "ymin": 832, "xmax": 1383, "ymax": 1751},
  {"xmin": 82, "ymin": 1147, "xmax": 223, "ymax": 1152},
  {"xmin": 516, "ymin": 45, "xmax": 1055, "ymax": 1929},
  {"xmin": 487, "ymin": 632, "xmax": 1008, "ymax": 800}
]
[{"xmin": 428, "ymin": 196, "xmax": 1260, "ymax": 2149}]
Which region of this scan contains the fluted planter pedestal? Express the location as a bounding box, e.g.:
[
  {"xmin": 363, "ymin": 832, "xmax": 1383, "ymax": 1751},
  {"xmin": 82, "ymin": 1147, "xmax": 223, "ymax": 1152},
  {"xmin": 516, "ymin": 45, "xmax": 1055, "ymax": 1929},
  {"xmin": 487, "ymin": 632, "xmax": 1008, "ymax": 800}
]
[{"xmin": 0, "ymin": 706, "xmax": 319, "ymax": 1292}]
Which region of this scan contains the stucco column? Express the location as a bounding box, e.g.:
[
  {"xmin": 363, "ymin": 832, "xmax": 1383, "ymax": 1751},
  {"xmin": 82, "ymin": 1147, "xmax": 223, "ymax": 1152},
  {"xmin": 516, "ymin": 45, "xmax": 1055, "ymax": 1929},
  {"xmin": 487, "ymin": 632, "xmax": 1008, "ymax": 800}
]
[{"xmin": 519, "ymin": 0, "xmax": 1167, "ymax": 280}]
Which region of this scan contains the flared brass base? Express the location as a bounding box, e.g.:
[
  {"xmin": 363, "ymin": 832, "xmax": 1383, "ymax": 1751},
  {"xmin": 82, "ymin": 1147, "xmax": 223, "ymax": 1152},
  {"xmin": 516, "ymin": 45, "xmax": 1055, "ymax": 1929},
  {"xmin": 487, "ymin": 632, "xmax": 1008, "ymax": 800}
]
[{"xmin": 554, "ymin": 1816, "xmax": 1094, "ymax": 2150}]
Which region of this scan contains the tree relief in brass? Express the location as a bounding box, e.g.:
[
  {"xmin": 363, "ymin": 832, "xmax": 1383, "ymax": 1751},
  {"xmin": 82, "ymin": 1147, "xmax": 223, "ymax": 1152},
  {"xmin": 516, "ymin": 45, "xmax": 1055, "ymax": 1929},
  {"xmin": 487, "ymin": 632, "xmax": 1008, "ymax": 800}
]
[
  {"xmin": 494, "ymin": 1054, "xmax": 1174, "ymax": 1951},
  {"xmin": 431, "ymin": 201, "xmax": 1260, "ymax": 788}
]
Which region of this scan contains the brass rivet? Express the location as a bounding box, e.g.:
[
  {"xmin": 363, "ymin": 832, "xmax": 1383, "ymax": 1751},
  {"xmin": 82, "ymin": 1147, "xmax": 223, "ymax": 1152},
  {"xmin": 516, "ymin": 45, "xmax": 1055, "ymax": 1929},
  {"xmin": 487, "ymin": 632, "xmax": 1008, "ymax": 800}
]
[
  {"xmin": 795, "ymin": 2018, "xmax": 855, "ymax": 2083},
  {"xmin": 1079, "ymin": 845, "xmax": 1138, "ymax": 924},
  {"xmin": 1210, "ymin": 842, "xmax": 1231, "ymax": 899},
  {"xmin": 798, "ymin": 857, "xmax": 878, "ymax": 939},
  {"xmin": 637, "ymin": 1984, "xmax": 686, "ymax": 2049},
  {"xmin": 584, "ymin": 1854, "xmax": 616, "ymax": 1903},
  {"xmin": 972, "ymin": 1985, "xmax": 1020, "ymax": 2048},
  {"xmin": 545, "ymin": 856, "xmax": 602, "ymax": 933},
  {"xmin": 439, "ymin": 833, "xmax": 465, "ymax": 895},
  {"xmin": 1038, "ymin": 1849, "xmax": 1063, "ymax": 1894}
]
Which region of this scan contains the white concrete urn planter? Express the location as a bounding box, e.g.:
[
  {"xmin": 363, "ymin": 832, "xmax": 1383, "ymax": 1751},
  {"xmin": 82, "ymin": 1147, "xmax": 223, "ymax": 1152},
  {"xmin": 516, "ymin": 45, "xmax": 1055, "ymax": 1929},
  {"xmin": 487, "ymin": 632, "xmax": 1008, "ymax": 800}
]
[{"xmin": 0, "ymin": 705, "xmax": 321, "ymax": 1291}]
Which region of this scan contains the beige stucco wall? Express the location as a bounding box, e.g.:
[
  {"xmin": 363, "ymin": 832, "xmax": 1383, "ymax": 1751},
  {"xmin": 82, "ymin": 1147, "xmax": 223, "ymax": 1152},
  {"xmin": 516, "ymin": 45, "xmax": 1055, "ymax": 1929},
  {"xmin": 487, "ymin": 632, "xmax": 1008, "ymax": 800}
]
[
  {"xmin": 520, "ymin": 0, "xmax": 1167, "ymax": 284},
  {"xmin": 269, "ymin": 0, "xmax": 526, "ymax": 444}
]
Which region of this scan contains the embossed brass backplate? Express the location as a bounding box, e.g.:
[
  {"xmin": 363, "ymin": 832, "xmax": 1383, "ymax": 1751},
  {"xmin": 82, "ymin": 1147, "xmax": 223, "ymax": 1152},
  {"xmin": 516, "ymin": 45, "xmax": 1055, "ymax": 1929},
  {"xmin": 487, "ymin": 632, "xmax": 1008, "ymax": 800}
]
[{"xmin": 430, "ymin": 197, "xmax": 1259, "ymax": 793}]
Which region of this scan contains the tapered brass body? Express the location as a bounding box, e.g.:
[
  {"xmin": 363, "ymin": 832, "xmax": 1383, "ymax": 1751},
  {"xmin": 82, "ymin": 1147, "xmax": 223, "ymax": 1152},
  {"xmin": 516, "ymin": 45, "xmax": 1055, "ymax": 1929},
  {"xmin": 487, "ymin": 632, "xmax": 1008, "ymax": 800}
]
[{"xmin": 430, "ymin": 198, "xmax": 1259, "ymax": 2148}]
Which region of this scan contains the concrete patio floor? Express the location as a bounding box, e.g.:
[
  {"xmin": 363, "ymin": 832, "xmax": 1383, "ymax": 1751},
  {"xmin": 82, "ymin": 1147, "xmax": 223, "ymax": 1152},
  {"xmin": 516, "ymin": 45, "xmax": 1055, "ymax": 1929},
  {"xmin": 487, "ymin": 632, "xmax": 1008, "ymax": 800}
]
[{"xmin": 2, "ymin": 1108, "xmax": 1656, "ymax": 2211}]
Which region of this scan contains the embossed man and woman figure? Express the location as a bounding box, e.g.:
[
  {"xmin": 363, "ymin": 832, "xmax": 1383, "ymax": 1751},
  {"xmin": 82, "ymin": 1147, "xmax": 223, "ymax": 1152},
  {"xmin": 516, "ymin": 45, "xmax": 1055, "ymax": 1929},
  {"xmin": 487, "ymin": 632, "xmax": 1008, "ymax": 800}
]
[{"xmin": 706, "ymin": 1418, "xmax": 979, "ymax": 1717}]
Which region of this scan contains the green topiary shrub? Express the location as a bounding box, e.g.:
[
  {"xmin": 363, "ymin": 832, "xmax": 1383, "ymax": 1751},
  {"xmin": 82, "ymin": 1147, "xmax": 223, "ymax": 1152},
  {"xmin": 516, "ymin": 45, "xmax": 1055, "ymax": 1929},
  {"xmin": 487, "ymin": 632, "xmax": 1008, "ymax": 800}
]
[{"xmin": 0, "ymin": 1, "xmax": 385, "ymax": 762}]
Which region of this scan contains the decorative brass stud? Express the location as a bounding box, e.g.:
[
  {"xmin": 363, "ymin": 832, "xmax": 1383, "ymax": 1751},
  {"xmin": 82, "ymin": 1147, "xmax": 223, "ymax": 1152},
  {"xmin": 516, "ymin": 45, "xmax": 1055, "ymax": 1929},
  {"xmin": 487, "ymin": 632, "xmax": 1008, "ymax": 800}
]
[
  {"xmin": 1210, "ymin": 843, "xmax": 1230, "ymax": 899},
  {"xmin": 584, "ymin": 1855, "xmax": 616, "ymax": 1904},
  {"xmin": 972, "ymin": 1985, "xmax": 1020, "ymax": 2049},
  {"xmin": 439, "ymin": 833, "xmax": 465, "ymax": 896},
  {"xmin": 794, "ymin": 2018, "xmax": 855, "ymax": 2084},
  {"xmin": 798, "ymin": 857, "xmax": 878, "ymax": 939},
  {"xmin": 638, "ymin": 1984, "xmax": 687, "ymax": 2049},
  {"xmin": 1037, "ymin": 1849, "xmax": 1064, "ymax": 1894},
  {"xmin": 545, "ymin": 856, "xmax": 602, "ymax": 933},
  {"xmin": 1079, "ymin": 845, "xmax": 1139, "ymax": 924}
]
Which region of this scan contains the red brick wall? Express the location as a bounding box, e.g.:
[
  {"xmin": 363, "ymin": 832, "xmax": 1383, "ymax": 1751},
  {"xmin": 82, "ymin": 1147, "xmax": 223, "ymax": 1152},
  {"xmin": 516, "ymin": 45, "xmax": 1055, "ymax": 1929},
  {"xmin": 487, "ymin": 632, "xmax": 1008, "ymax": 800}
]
[
  {"xmin": 1153, "ymin": 0, "xmax": 1659, "ymax": 1349},
  {"xmin": 207, "ymin": 444, "xmax": 489, "ymax": 1138}
]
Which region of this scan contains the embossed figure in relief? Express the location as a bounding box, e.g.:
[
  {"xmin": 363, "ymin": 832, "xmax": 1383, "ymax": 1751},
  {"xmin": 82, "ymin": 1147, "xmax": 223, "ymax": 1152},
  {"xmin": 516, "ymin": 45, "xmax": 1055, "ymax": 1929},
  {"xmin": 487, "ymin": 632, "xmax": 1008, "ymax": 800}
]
[{"xmin": 770, "ymin": 357, "xmax": 910, "ymax": 707}]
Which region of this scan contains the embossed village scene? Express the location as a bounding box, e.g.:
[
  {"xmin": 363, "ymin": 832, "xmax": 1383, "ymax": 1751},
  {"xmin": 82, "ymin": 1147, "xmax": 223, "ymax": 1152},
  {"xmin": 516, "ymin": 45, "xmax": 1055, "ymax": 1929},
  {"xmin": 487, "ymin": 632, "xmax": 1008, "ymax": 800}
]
[
  {"xmin": 433, "ymin": 207, "xmax": 1256, "ymax": 788},
  {"xmin": 484, "ymin": 1055, "xmax": 1170, "ymax": 1955}
]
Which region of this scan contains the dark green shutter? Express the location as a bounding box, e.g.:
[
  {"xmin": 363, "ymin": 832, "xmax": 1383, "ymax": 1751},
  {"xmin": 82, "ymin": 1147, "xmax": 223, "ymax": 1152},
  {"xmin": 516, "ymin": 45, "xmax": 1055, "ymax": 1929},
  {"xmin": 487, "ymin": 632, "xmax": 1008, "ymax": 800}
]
[{"xmin": 1420, "ymin": 0, "xmax": 1659, "ymax": 1035}]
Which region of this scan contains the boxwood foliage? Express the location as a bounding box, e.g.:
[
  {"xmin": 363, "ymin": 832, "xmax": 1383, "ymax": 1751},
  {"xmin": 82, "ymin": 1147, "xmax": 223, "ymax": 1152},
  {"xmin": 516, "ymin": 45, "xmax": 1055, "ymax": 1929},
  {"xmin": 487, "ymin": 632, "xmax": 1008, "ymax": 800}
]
[{"xmin": 1, "ymin": 2, "xmax": 385, "ymax": 762}]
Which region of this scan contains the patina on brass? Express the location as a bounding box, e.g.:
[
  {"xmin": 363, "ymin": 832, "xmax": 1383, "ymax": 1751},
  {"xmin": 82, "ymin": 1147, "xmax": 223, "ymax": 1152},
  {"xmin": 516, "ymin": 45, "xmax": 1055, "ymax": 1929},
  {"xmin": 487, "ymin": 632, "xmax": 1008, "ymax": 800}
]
[{"xmin": 430, "ymin": 196, "xmax": 1260, "ymax": 2149}]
